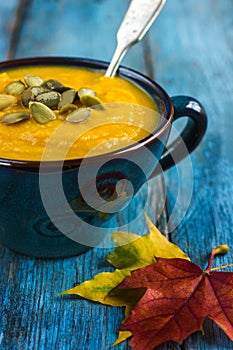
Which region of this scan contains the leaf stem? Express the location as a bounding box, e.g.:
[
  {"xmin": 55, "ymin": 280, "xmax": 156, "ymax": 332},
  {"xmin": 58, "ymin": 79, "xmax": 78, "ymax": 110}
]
[
  {"xmin": 210, "ymin": 263, "xmax": 233, "ymax": 271},
  {"xmin": 205, "ymin": 245, "xmax": 229, "ymax": 273}
]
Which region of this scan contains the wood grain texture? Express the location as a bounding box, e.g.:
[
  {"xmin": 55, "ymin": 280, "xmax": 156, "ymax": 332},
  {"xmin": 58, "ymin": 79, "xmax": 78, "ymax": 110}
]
[
  {"xmin": 0, "ymin": 0, "xmax": 233, "ymax": 349},
  {"xmin": 0, "ymin": 0, "xmax": 19, "ymax": 60},
  {"xmin": 147, "ymin": 1, "xmax": 233, "ymax": 348}
]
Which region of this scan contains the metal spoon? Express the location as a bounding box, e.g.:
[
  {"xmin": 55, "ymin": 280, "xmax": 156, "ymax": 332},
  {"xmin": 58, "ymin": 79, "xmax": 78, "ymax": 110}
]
[{"xmin": 105, "ymin": 0, "xmax": 166, "ymax": 77}]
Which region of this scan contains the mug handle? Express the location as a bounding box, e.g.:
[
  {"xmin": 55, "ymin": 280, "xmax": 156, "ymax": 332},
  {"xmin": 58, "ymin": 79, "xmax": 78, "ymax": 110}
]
[{"xmin": 150, "ymin": 95, "xmax": 207, "ymax": 177}]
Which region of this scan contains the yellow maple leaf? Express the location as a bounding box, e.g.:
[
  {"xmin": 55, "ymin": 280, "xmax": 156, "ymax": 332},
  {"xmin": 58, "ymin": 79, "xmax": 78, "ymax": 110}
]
[{"xmin": 61, "ymin": 214, "xmax": 189, "ymax": 344}]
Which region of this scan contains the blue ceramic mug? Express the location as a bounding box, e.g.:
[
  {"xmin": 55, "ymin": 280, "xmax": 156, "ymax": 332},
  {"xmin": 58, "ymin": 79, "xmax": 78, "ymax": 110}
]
[{"xmin": 0, "ymin": 57, "xmax": 207, "ymax": 258}]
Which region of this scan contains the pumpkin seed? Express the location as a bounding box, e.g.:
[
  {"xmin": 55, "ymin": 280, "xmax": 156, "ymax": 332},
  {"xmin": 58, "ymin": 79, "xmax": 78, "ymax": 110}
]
[
  {"xmin": 78, "ymin": 87, "xmax": 96, "ymax": 98},
  {"xmin": 43, "ymin": 79, "xmax": 67, "ymax": 93},
  {"xmin": 21, "ymin": 88, "xmax": 34, "ymax": 107},
  {"xmin": 66, "ymin": 108, "xmax": 91, "ymax": 123},
  {"xmin": 5, "ymin": 80, "xmax": 25, "ymax": 95},
  {"xmin": 21, "ymin": 87, "xmax": 48, "ymax": 107},
  {"xmin": 80, "ymin": 94, "xmax": 104, "ymax": 109},
  {"xmin": 35, "ymin": 91, "xmax": 61, "ymax": 110},
  {"xmin": 24, "ymin": 74, "xmax": 44, "ymax": 87},
  {"xmin": 59, "ymin": 103, "xmax": 78, "ymax": 115},
  {"xmin": 0, "ymin": 94, "xmax": 17, "ymax": 110},
  {"xmin": 1, "ymin": 111, "xmax": 30, "ymax": 125},
  {"xmin": 31, "ymin": 86, "xmax": 47, "ymax": 97},
  {"xmin": 58, "ymin": 89, "xmax": 77, "ymax": 109},
  {"xmin": 78, "ymin": 87, "xmax": 104, "ymax": 109},
  {"xmin": 29, "ymin": 101, "xmax": 56, "ymax": 124}
]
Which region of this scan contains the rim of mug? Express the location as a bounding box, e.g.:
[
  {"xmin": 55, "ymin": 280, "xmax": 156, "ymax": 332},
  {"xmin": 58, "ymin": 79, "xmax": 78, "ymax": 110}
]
[{"xmin": 0, "ymin": 56, "xmax": 174, "ymax": 170}]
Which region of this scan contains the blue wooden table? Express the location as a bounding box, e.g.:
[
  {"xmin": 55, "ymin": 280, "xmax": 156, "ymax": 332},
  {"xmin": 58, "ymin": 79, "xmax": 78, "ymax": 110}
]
[{"xmin": 0, "ymin": 1, "xmax": 233, "ymax": 349}]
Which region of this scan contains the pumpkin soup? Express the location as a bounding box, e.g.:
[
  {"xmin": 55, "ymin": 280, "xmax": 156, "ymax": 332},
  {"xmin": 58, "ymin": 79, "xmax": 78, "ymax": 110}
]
[{"xmin": 0, "ymin": 66, "xmax": 161, "ymax": 161}]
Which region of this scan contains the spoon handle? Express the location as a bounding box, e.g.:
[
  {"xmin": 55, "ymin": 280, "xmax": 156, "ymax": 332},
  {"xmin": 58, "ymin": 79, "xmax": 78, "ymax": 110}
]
[{"xmin": 105, "ymin": 0, "xmax": 166, "ymax": 77}]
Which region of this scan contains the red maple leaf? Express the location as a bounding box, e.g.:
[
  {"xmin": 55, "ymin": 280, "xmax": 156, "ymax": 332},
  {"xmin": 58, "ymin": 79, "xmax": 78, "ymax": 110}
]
[{"xmin": 118, "ymin": 246, "xmax": 233, "ymax": 350}]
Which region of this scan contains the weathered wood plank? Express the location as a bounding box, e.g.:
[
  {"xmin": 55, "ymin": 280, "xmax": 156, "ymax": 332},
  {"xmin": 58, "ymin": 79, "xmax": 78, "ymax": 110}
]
[
  {"xmin": 147, "ymin": 0, "xmax": 233, "ymax": 348},
  {"xmin": 13, "ymin": 0, "xmax": 145, "ymax": 72},
  {"xmin": 149, "ymin": 0, "xmax": 233, "ymax": 252},
  {"xmin": 0, "ymin": 0, "xmax": 19, "ymax": 60}
]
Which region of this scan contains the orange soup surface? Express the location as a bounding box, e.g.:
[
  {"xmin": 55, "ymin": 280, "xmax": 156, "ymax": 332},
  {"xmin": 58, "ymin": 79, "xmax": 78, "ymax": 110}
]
[{"xmin": 0, "ymin": 66, "xmax": 161, "ymax": 161}]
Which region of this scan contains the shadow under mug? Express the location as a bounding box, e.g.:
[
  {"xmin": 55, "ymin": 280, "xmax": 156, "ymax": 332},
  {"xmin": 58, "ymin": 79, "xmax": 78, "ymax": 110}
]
[{"xmin": 0, "ymin": 57, "xmax": 207, "ymax": 258}]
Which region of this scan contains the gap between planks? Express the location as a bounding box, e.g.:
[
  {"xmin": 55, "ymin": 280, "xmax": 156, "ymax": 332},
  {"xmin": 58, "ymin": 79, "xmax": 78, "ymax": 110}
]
[{"xmin": 7, "ymin": 0, "xmax": 32, "ymax": 59}]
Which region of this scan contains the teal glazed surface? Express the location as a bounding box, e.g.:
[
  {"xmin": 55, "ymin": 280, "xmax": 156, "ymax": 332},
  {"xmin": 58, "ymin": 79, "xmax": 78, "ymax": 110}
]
[
  {"xmin": 0, "ymin": 58, "xmax": 206, "ymax": 258},
  {"xmin": 0, "ymin": 1, "xmax": 232, "ymax": 349},
  {"xmin": 0, "ymin": 166, "xmax": 90, "ymax": 258}
]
